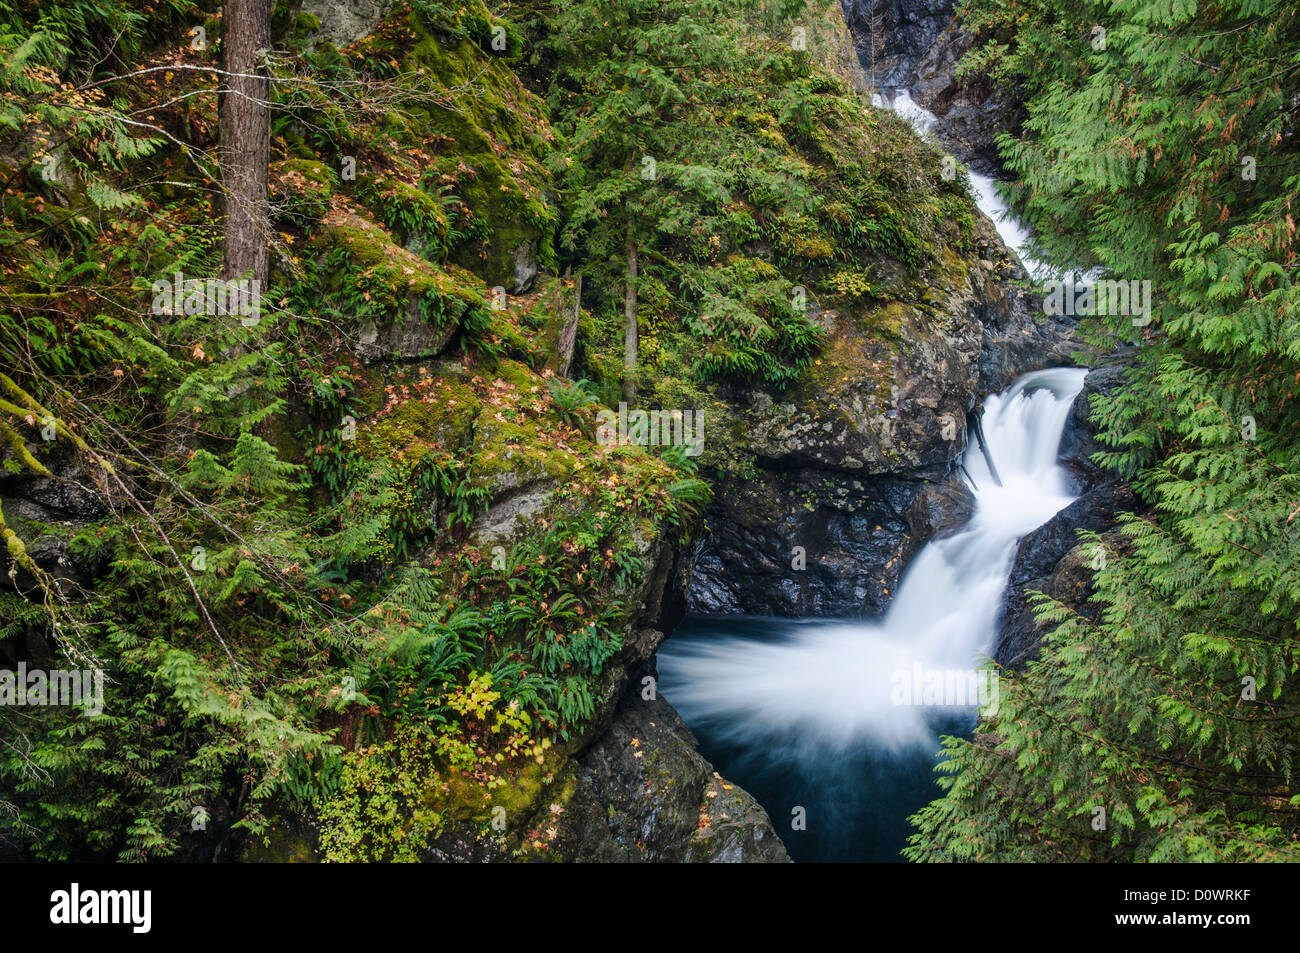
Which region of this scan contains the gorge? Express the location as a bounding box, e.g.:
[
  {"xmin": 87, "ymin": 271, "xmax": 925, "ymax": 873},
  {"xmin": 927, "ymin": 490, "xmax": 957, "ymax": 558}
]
[
  {"xmin": 12, "ymin": 0, "xmax": 1287, "ymax": 869},
  {"xmin": 662, "ymin": 365, "xmax": 1091, "ymax": 860}
]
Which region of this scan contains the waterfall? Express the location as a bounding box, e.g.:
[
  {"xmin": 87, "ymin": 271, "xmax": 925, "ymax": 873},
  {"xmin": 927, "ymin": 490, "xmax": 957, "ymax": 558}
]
[
  {"xmin": 657, "ymin": 368, "xmax": 1088, "ymax": 858},
  {"xmin": 874, "ymin": 89, "xmax": 1044, "ymax": 278}
]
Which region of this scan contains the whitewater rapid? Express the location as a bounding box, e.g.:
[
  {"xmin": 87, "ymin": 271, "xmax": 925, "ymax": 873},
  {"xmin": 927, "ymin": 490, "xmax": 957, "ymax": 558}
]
[{"xmin": 658, "ymin": 367, "xmax": 1088, "ymax": 756}]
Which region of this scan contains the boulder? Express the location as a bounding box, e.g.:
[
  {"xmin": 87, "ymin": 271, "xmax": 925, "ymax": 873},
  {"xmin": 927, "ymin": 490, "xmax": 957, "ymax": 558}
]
[
  {"xmin": 356, "ymin": 315, "xmax": 459, "ymax": 364},
  {"xmin": 301, "ymin": 0, "xmax": 390, "ymax": 48},
  {"xmin": 552, "ymin": 693, "xmax": 791, "ymax": 862}
]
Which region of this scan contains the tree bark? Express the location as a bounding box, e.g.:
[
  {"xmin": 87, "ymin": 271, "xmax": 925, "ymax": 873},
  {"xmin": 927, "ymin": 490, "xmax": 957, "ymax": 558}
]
[
  {"xmin": 220, "ymin": 0, "xmax": 271, "ymax": 285},
  {"xmin": 622, "ymin": 231, "xmax": 638, "ymax": 404},
  {"xmin": 557, "ymin": 269, "xmax": 582, "ymax": 378}
]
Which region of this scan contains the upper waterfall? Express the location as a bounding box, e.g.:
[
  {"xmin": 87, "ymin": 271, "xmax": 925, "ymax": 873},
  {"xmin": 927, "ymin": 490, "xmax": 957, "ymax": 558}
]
[{"xmin": 875, "ymin": 89, "xmax": 1044, "ymax": 278}]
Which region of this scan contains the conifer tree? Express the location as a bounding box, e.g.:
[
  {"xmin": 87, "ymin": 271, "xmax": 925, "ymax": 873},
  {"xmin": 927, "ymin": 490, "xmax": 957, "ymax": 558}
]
[
  {"xmin": 220, "ymin": 0, "xmax": 271, "ymax": 285},
  {"xmin": 547, "ymin": 0, "xmax": 747, "ymax": 402}
]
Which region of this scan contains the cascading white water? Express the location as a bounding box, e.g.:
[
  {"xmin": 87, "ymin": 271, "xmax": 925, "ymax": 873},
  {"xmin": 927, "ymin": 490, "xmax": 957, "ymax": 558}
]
[
  {"xmin": 658, "ymin": 367, "xmax": 1088, "ymax": 758},
  {"xmin": 873, "ymin": 89, "xmax": 1044, "ymax": 278}
]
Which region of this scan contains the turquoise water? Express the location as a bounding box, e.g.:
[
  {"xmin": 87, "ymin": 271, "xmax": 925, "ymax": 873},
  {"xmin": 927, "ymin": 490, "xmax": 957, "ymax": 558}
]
[{"xmin": 659, "ymin": 615, "xmax": 974, "ymax": 863}]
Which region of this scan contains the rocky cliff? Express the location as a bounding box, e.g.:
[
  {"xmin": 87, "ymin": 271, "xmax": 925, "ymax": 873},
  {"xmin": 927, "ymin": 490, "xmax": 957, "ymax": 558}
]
[
  {"xmin": 686, "ymin": 211, "xmax": 1078, "ymax": 618},
  {"xmin": 830, "ymin": 0, "xmax": 1135, "ymax": 668},
  {"xmin": 839, "ymin": 0, "xmax": 1021, "ymax": 174}
]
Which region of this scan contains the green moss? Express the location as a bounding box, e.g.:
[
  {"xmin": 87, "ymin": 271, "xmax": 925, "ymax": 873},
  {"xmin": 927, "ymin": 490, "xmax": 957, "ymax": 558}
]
[
  {"xmin": 271, "ymin": 159, "xmax": 334, "ymax": 226},
  {"xmin": 442, "ymin": 747, "xmax": 566, "ymax": 830},
  {"xmin": 355, "ymin": 377, "xmax": 481, "ymax": 468},
  {"xmin": 313, "ymin": 210, "xmax": 487, "ymax": 330},
  {"xmin": 867, "ymin": 302, "xmax": 908, "ymax": 340},
  {"xmin": 470, "ymin": 412, "xmax": 576, "ymax": 491},
  {"xmin": 240, "ymin": 824, "xmax": 320, "ymax": 863},
  {"xmin": 773, "ymin": 213, "xmax": 835, "ymax": 262},
  {"xmin": 369, "ymin": 11, "xmax": 555, "ymax": 287},
  {"xmin": 356, "ymin": 174, "xmax": 451, "ymax": 256}
]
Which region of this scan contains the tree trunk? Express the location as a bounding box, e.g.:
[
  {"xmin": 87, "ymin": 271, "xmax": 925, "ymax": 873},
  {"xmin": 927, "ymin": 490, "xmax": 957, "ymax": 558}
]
[
  {"xmin": 220, "ymin": 0, "xmax": 271, "ymax": 285},
  {"xmin": 622, "ymin": 231, "xmax": 638, "ymax": 404},
  {"xmin": 557, "ymin": 269, "xmax": 582, "ymax": 378}
]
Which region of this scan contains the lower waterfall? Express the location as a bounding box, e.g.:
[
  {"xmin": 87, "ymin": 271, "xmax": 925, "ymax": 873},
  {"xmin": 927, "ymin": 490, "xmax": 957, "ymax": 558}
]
[{"xmin": 658, "ymin": 367, "xmax": 1088, "ymax": 860}]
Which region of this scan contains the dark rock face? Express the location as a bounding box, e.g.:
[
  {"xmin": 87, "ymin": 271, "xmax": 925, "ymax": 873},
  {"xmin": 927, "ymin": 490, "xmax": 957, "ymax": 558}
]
[
  {"xmin": 557, "ymin": 694, "xmax": 791, "ymax": 862},
  {"xmin": 688, "ymin": 467, "xmax": 973, "ymax": 617},
  {"xmin": 993, "ymin": 529, "xmax": 1121, "ymax": 670},
  {"xmin": 0, "ymin": 445, "xmax": 109, "ymax": 594},
  {"xmin": 839, "ymin": 0, "xmax": 954, "ymax": 91},
  {"xmin": 840, "ymin": 0, "xmax": 1022, "ymax": 174},
  {"xmin": 1056, "ymin": 356, "xmax": 1132, "ymax": 492},
  {"xmin": 994, "ymin": 479, "xmax": 1139, "ymax": 667},
  {"xmin": 975, "ymin": 269, "xmax": 1081, "ymax": 397},
  {"xmin": 907, "ymin": 471, "xmax": 978, "ymax": 540}
]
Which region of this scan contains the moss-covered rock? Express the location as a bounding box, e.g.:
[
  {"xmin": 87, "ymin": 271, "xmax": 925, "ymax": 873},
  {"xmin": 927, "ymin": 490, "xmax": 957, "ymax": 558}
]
[
  {"xmin": 545, "ymin": 694, "xmax": 790, "ymax": 862},
  {"xmin": 687, "ymin": 209, "xmax": 1079, "ymax": 618},
  {"xmin": 313, "ymin": 207, "xmax": 488, "ymax": 362},
  {"xmin": 271, "ymin": 158, "xmax": 335, "ymax": 227},
  {"xmin": 300, "ymin": 0, "xmax": 391, "ymax": 48}
]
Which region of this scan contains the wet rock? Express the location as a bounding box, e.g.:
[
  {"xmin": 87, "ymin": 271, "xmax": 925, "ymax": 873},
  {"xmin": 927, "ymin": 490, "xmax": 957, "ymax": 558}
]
[
  {"xmin": 975, "ymin": 290, "xmax": 1081, "ymax": 398},
  {"xmin": 966, "ymin": 228, "xmax": 1081, "ymax": 395},
  {"xmin": 840, "ymin": 0, "xmax": 1022, "ymax": 174},
  {"xmin": 554, "ymin": 693, "xmax": 790, "ymax": 862},
  {"xmin": 0, "ymin": 445, "xmax": 109, "ymax": 589},
  {"xmin": 906, "ymin": 471, "xmax": 976, "ymax": 541},
  {"xmin": 1056, "ymin": 357, "xmax": 1132, "ymax": 492},
  {"xmin": 687, "ymin": 467, "xmax": 938, "ymax": 617},
  {"xmin": 994, "ymin": 469, "xmax": 1139, "ymax": 668},
  {"xmin": 840, "ymin": 0, "xmax": 954, "ymax": 90},
  {"xmin": 994, "ymin": 525, "xmax": 1129, "ymax": 670}
]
